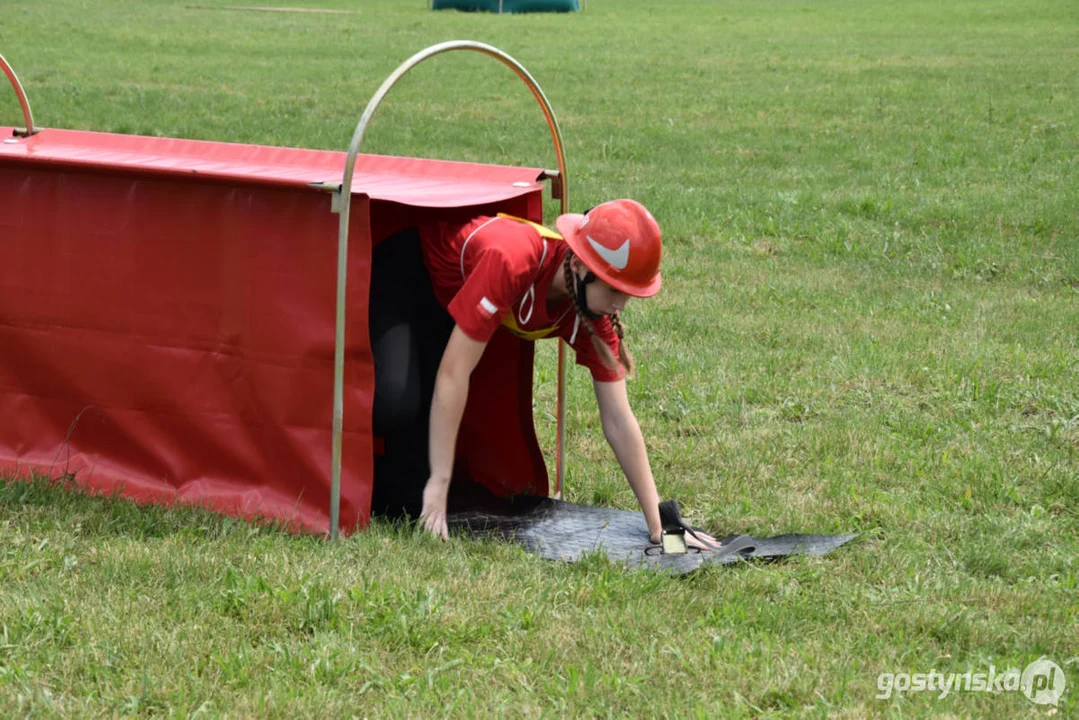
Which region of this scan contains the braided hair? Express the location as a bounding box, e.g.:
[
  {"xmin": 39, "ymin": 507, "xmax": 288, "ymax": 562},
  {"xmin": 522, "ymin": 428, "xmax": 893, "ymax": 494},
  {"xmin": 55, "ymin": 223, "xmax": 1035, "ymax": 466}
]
[{"xmin": 563, "ymin": 250, "xmax": 636, "ymax": 378}]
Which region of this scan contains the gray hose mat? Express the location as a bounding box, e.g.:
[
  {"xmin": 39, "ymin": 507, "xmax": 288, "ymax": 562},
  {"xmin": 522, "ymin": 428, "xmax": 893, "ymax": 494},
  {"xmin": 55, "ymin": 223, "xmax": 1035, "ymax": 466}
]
[{"xmin": 447, "ymin": 496, "xmax": 857, "ymax": 574}]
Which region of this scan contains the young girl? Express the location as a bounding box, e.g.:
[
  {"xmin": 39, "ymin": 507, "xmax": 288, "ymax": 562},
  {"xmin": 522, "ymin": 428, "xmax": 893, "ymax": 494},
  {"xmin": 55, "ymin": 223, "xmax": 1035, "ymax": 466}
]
[{"xmin": 369, "ymin": 199, "xmax": 719, "ymax": 549}]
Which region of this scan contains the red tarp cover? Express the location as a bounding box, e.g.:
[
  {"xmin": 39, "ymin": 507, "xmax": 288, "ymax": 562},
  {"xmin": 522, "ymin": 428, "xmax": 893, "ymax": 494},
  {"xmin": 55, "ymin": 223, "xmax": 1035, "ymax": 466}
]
[{"xmin": 0, "ymin": 126, "xmax": 548, "ymax": 534}]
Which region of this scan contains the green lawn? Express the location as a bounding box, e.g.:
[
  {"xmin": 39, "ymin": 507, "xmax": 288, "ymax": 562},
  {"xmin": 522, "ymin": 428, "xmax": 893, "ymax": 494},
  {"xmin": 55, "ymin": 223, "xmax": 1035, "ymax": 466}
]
[{"xmin": 2, "ymin": 0, "xmax": 1077, "ymax": 716}]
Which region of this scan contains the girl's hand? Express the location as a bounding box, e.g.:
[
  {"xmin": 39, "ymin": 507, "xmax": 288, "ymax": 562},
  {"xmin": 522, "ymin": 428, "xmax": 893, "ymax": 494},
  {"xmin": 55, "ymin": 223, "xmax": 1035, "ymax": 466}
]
[
  {"xmin": 649, "ymin": 529, "xmax": 724, "ymax": 551},
  {"xmin": 419, "ymin": 476, "xmax": 450, "ymax": 540},
  {"xmin": 686, "ymin": 529, "xmax": 723, "ymax": 552}
]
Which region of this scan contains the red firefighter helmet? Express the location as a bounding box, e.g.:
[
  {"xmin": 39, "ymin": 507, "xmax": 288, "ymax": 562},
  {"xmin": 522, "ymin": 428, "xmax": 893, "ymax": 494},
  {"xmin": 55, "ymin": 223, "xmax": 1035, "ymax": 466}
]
[{"xmin": 555, "ymin": 199, "xmax": 663, "ymax": 298}]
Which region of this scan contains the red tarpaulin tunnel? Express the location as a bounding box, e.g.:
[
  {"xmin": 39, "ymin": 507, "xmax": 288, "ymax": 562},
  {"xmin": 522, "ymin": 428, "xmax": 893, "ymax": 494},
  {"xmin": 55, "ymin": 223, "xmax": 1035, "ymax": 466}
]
[{"xmin": 0, "ymin": 43, "xmax": 569, "ymax": 535}]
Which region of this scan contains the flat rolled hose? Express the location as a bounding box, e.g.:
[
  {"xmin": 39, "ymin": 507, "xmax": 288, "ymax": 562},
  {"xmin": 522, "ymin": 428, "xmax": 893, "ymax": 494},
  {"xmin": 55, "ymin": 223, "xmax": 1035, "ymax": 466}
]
[{"xmin": 447, "ymin": 494, "xmax": 858, "ymax": 574}]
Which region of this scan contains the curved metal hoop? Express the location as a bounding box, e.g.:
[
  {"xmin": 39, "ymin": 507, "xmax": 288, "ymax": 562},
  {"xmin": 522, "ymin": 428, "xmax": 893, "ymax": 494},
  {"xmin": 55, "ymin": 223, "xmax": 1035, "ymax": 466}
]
[
  {"xmin": 0, "ymin": 53, "xmax": 36, "ymax": 136},
  {"xmin": 328, "ymin": 41, "xmax": 571, "ymax": 537},
  {"xmin": 339, "ymin": 40, "xmax": 568, "ymax": 213}
]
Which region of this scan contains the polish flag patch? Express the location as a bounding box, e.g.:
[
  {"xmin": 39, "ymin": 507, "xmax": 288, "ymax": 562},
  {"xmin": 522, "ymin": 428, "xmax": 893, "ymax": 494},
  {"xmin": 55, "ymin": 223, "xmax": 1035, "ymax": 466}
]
[{"xmin": 478, "ymin": 296, "xmax": 499, "ymax": 317}]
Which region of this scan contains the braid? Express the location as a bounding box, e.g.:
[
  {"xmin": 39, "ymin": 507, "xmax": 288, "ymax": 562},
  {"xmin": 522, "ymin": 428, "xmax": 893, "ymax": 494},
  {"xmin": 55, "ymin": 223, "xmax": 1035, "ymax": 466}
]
[
  {"xmin": 563, "ymin": 251, "xmax": 634, "ymax": 377},
  {"xmin": 609, "ymin": 312, "xmax": 636, "ymax": 377}
]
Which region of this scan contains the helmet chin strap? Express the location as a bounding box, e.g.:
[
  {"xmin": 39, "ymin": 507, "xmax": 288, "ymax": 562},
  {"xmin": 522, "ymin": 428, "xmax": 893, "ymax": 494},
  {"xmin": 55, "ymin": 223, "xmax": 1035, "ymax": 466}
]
[{"xmin": 574, "ymin": 269, "xmax": 606, "ymax": 321}]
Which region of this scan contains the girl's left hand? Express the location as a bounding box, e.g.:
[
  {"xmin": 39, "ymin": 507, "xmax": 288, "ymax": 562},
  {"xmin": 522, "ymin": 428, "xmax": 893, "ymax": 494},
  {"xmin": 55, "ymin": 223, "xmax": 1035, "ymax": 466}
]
[
  {"xmin": 651, "ymin": 529, "xmax": 725, "ymax": 551},
  {"xmin": 685, "ymin": 530, "xmax": 724, "ymax": 552}
]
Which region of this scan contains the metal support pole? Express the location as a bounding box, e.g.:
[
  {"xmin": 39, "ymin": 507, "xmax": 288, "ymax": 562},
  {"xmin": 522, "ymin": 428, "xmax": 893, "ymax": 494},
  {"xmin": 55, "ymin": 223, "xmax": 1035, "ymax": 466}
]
[
  {"xmin": 328, "ymin": 40, "xmax": 570, "ymax": 537},
  {"xmin": 0, "ymin": 53, "xmax": 37, "ymax": 136}
]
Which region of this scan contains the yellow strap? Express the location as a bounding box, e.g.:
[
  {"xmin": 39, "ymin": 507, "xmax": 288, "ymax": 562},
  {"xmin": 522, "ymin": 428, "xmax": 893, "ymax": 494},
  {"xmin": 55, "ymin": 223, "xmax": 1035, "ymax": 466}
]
[
  {"xmin": 490, "ymin": 215, "xmax": 562, "ymax": 340},
  {"xmin": 502, "ymin": 313, "xmax": 559, "ymax": 341},
  {"xmin": 496, "ymin": 213, "xmax": 564, "ymax": 241}
]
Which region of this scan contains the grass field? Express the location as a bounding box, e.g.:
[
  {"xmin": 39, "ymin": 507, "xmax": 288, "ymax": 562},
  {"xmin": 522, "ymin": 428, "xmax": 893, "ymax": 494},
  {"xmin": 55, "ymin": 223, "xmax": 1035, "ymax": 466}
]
[{"xmin": 2, "ymin": 0, "xmax": 1077, "ymax": 716}]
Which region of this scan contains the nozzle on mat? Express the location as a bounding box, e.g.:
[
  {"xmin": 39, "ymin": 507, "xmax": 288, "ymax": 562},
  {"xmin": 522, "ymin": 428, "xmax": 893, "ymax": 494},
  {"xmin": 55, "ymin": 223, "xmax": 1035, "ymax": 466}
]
[{"xmin": 658, "ymin": 499, "xmax": 688, "ymax": 554}]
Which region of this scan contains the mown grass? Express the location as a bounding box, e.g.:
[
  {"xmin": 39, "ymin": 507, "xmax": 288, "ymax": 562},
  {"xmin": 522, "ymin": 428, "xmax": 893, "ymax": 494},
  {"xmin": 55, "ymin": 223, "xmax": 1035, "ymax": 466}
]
[{"xmin": 2, "ymin": 0, "xmax": 1077, "ymax": 716}]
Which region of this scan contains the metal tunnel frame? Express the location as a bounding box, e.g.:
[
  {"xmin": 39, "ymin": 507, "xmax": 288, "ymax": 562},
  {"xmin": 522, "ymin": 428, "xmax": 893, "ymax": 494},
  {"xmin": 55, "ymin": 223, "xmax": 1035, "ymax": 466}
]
[
  {"xmin": 0, "ymin": 53, "xmax": 36, "ymax": 137},
  {"xmin": 329, "ymin": 40, "xmax": 570, "ymax": 538}
]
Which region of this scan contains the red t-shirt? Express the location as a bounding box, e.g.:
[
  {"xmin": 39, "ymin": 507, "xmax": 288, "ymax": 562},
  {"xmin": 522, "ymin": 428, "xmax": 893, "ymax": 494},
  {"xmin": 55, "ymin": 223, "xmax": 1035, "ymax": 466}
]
[{"xmin": 419, "ymin": 216, "xmax": 624, "ymax": 383}]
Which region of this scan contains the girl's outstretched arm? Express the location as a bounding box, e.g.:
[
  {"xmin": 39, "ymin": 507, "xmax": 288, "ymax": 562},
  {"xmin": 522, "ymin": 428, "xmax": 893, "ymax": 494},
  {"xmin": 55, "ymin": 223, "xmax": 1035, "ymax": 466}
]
[
  {"xmin": 593, "ymin": 379, "xmax": 723, "ymax": 550},
  {"xmin": 420, "ymin": 325, "xmax": 488, "ymax": 539},
  {"xmin": 593, "ymin": 378, "xmax": 664, "ymax": 543}
]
